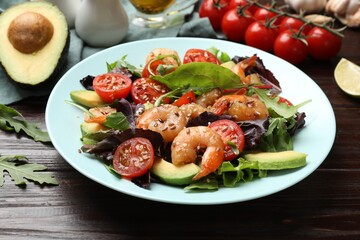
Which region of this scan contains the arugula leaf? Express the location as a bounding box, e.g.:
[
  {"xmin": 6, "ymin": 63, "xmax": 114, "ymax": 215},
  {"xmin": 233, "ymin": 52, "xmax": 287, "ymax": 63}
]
[
  {"xmin": 0, "ymin": 155, "xmax": 58, "ymax": 186},
  {"xmin": 152, "ymin": 62, "xmax": 243, "ymax": 91},
  {"xmin": 0, "ymin": 104, "xmax": 51, "ymax": 142},
  {"xmin": 107, "ymin": 55, "xmax": 142, "ymax": 77},
  {"xmin": 253, "ymin": 88, "xmax": 311, "ymax": 119}
]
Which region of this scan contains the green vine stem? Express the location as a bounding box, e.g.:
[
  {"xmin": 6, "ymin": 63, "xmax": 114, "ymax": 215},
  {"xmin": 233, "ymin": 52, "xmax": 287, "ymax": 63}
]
[{"xmin": 245, "ymin": 0, "xmax": 345, "ymax": 38}]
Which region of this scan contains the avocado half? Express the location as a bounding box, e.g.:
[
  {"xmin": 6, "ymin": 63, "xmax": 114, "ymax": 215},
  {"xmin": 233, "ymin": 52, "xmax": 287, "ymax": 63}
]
[{"xmin": 0, "ymin": 1, "xmax": 69, "ymax": 87}]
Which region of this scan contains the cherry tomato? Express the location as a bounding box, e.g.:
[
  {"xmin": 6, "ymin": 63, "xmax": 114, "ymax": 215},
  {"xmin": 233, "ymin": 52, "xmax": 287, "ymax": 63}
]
[
  {"xmin": 93, "ymin": 73, "xmax": 132, "ymax": 103},
  {"xmin": 183, "ymin": 48, "xmax": 221, "ymax": 64},
  {"xmin": 245, "ymin": 21, "xmax": 278, "ymax": 52},
  {"xmin": 142, "ymin": 59, "xmax": 176, "ymax": 78},
  {"xmin": 113, "ymin": 137, "xmax": 154, "ymax": 178},
  {"xmin": 199, "ymin": 0, "xmax": 230, "ymax": 31},
  {"xmin": 131, "ymin": 78, "xmax": 171, "ymax": 104},
  {"xmin": 307, "ymin": 27, "xmax": 342, "ymax": 60},
  {"xmin": 221, "ymin": 8, "xmax": 254, "ymax": 42},
  {"xmin": 253, "ymin": 5, "xmax": 283, "ymax": 26},
  {"xmin": 279, "ymin": 16, "xmax": 312, "ymax": 35},
  {"xmin": 209, "ymin": 119, "xmax": 245, "ymax": 161},
  {"xmin": 228, "ymin": 0, "xmax": 259, "ymax": 14},
  {"xmin": 172, "ymin": 90, "xmax": 196, "ymax": 107},
  {"xmin": 274, "ymin": 30, "xmax": 308, "ymax": 65}
]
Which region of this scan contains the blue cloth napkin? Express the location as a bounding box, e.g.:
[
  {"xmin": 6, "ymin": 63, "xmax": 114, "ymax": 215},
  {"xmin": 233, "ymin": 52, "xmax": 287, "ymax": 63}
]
[{"xmin": 0, "ymin": 0, "xmax": 217, "ymax": 105}]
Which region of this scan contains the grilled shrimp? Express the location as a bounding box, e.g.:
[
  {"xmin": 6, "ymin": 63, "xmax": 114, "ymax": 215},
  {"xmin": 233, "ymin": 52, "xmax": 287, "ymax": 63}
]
[
  {"xmin": 136, "ymin": 104, "xmax": 186, "ymax": 143},
  {"xmin": 145, "ymin": 48, "xmax": 181, "ymax": 67},
  {"xmin": 211, "ymin": 95, "xmax": 269, "ymax": 121},
  {"xmin": 231, "ymin": 55, "xmax": 262, "ymax": 85},
  {"xmin": 171, "ymin": 126, "xmax": 225, "ymax": 181},
  {"xmin": 179, "ymin": 103, "xmax": 207, "ymax": 120},
  {"xmin": 196, "ymin": 88, "xmax": 223, "ymax": 108}
]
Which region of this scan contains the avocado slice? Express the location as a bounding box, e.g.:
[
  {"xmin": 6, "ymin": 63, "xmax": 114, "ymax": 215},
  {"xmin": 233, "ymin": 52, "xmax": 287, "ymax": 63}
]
[
  {"xmin": 0, "ymin": 1, "xmax": 69, "ymax": 87},
  {"xmin": 150, "ymin": 157, "xmax": 201, "ymax": 186},
  {"xmin": 244, "ymin": 150, "xmax": 307, "ymax": 170},
  {"xmin": 80, "ymin": 122, "xmax": 109, "ymax": 145},
  {"xmin": 220, "ymin": 60, "xmax": 235, "ymax": 70},
  {"xmin": 70, "ymin": 90, "xmax": 106, "ymax": 108}
]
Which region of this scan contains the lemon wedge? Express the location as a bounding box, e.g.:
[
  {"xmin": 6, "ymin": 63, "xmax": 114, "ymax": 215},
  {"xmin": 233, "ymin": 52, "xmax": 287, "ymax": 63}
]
[{"xmin": 334, "ymin": 58, "xmax": 360, "ymax": 97}]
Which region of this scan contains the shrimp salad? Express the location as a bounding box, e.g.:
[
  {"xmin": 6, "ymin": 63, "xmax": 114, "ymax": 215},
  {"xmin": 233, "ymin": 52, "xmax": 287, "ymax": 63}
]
[{"xmin": 69, "ymin": 47, "xmax": 311, "ymax": 191}]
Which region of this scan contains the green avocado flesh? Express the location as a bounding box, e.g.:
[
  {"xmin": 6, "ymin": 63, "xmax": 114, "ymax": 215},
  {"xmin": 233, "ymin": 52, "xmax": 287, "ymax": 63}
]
[
  {"xmin": 150, "ymin": 157, "xmax": 201, "ymax": 186},
  {"xmin": 70, "ymin": 90, "xmax": 106, "ymax": 108},
  {"xmin": 80, "ymin": 122, "xmax": 109, "ymax": 145},
  {"xmin": 0, "ymin": 1, "xmax": 69, "ymax": 87},
  {"xmin": 244, "ymin": 150, "xmax": 307, "ymax": 170}
]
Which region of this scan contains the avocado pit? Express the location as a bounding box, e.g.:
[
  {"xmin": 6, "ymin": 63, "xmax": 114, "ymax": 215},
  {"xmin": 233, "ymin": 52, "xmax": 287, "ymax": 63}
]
[{"xmin": 7, "ymin": 11, "xmax": 54, "ymax": 54}]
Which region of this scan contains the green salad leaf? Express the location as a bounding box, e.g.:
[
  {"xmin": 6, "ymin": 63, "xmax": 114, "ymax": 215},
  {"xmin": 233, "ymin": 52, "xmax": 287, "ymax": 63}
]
[
  {"xmin": 0, "ymin": 155, "xmax": 58, "ymax": 186},
  {"xmin": 259, "ymin": 118, "xmax": 293, "ymax": 152},
  {"xmin": 253, "ymin": 88, "xmax": 311, "ymax": 119},
  {"xmin": 207, "ymin": 46, "xmax": 231, "ymax": 63},
  {"xmin": 107, "ymin": 55, "xmax": 142, "ymax": 77},
  {"xmin": 152, "ymin": 62, "xmax": 243, "ymax": 91},
  {"xmin": 0, "ymin": 104, "xmax": 51, "ymax": 142},
  {"xmin": 103, "ymin": 112, "xmax": 130, "ymax": 130}
]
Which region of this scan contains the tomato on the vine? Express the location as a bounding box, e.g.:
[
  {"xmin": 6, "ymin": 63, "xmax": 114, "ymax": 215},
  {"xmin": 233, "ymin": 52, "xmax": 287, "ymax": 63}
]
[
  {"xmin": 279, "ymin": 16, "xmax": 312, "ymax": 35},
  {"xmin": 221, "ymin": 8, "xmax": 254, "ymax": 42},
  {"xmin": 93, "ymin": 73, "xmax": 132, "ymax": 103},
  {"xmin": 307, "ymin": 27, "xmax": 342, "ymax": 60},
  {"xmin": 113, "ymin": 137, "xmax": 154, "ymax": 178},
  {"xmin": 274, "ymin": 30, "xmax": 308, "ymax": 65},
  {"xmin": 253, "ymin": 5, "xmax": 283, "ymax": 26},
  {"xmin": 199, "ymin": 0, "xmax": 230, "ymax": 31},
  {"xmin": 245, "ymin": 21, "xmax": 278, "ymax": 52},
  {"xmin": 209, "ymin": 119, "xmax": 245, "ymax": 161},
  {"xmin": 183, "ymin": 48, "xmax": 221, "ymax": 64},
  {"xmin": 131, "ymin": 78, "xmax": 171, "ymax": 104},
  {"xmin": 228, "ymin": 0, "xmax": 259, "ymax": 14}
]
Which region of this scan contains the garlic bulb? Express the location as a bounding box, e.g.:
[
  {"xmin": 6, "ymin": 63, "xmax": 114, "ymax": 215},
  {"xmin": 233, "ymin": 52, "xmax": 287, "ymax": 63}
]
[
  {"xmin": 285, "ymin": 0, "xmax": 327, "ymax": 13},
  {"xmin": 326, "ymin": 0, "xmax": 360, "ymax": 27}
]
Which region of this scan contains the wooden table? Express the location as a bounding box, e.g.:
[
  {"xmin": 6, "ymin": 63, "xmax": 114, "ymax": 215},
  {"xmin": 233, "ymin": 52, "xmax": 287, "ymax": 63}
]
[{"xmin": 1, "ymin": 16, "xmax": 360, "ymax": 240}]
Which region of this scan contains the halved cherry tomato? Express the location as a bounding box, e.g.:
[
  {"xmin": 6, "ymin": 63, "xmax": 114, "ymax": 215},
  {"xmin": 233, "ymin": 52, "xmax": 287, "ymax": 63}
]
[
  {"xmin": 209, "ymin": 119, "xmax": 245, "ymax": 161},
  {"xmin": 93, "ymin": 73, "xmax": 132, "ymax": 103},
  {"xmin": 113, "ymin": 137, "xmax": 154, "ymax": 178},
  {"xmin": 142, "ymin": 59, "xmax": 176, "ymax": 78},
  {"xmin": 131, "ymin": 78, "xmax": 171, "ymax": 104},
  {"xmin": 183, "ymin": 48, "xmax": 221, "ymax": 64},
  {"xmin": 172, "ymin": 90, "xmax": 196, "ymax": 107}
]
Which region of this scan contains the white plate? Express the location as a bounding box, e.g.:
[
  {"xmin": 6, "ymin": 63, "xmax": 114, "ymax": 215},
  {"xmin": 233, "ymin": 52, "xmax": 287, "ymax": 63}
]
[{"xmin": 45, "ymin": 37, "xmax": 336, "ymax": 205}]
